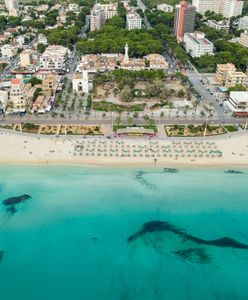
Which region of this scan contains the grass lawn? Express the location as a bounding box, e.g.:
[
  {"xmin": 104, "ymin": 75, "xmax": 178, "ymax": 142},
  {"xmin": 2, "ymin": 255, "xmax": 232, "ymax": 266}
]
[
  {"xmin": 224, "ymin": 125, "xmax": 239, "ymax": 132},
  {"xmin": 92, "ymin": 101, "xmax": 146, "ymax": 112}
]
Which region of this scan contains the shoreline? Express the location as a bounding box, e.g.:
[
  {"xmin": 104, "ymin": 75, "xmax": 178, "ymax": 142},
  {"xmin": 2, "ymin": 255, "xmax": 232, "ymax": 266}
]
[
  {"xmin": 0, "ymin": 130, "xmax": 248, "ymax": 168},
  {"xmin": 0, "ymin": 159, "xmax": 248, "ymax": 169}
]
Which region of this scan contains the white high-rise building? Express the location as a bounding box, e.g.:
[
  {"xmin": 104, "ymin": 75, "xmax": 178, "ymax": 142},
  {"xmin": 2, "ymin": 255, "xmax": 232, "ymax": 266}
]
[
  {"xmin": 221, "ymin": 0, "xmax": 243, "ymax": 18},
  {"xmin": 192, "ymin": 0, "xmax": 243, "ymax": 18},
  {"xmin": 192, "ymin": 0, "xmax": 220, "ymax": 15},
  {"xmin": 5, "ymin": 0, "xmax": 18, "ymax": 16},
  {"xmin": 126, "ymin": 12, "xmax": 142, "ymax": 30}
]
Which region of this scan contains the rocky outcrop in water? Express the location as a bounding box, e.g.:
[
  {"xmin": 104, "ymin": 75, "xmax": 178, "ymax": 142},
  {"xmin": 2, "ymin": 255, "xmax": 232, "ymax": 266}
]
[
  {"xmin": 224, "ymin": 170, "xmax": 245, "ymax": 174},
  {"xmin": 127, "ymin": 220, "xmax": 248, "ymax": 264},
  {"xmin": 2, "ymin": 194, "xmax": 31, "ymax": 206},
  {"xmin": 134, "ymin": 171, "xmax": 157, "ymax": 190},
  {"xmin": 2, "ymin": 194, "xmax": 32, "ymax": 215},
  {"xmin": 162, "ymin": 168, "xmax": 178, "ymax": 173},
  {"xmin": 128, "ymin": 220, "xmax": 248, "ymax": 249},
  {"xmin": 0, "ymin": 251, "xmax": 3, "ymax": 263}
]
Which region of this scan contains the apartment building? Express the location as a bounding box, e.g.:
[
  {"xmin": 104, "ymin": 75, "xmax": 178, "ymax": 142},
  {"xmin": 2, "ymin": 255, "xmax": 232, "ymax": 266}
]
[
  {"xmin": 126, "ymin": 12, "xmax": 142, "ymax": 30},
  {"xmin": 226, "ymin": 91, "xmax": 248, "ymax": 116},
  {"xmin": 239, "ymin": 31, "xmax": 248, "ymax": 48},
  {"xmin": 215, "ymin": 63, "xmax": 247, "ymax": 87},
  {"xmin": 192, "ymin": 0, "xmax": 243, "ymax": 18},
  {"xmin": 39, "ymin": 45, "xmax": 68, "ymax": 71},
  {"xmin": 183, "ymin": 32, "xmax": 214, "ymax": 57},
  {"xmin": 206, "ymin": 20, "xmax": 230, "ymax": 32},
  {"xmin": 216, "ymin": 63, "xmax": 236, "ymax": 82},
  {"xmin": 0, "ymin": 90, "xmax": 8, "ymax": 113},
  {"xmin": 157, "ymin": 3, "xmax": 174, "ymax": 12},
  {"xmin": 1, "ymin": 44, "xmax": 17, "ymax": 58},
  {"xmin": 5, "ymin": 0, "xmax": 18, "ymax": 16},
  {"xmin": 9, "ymin": 78, "xmax": 31, "ymax": 111},
  {"xmin": 238, "ymin": 16, "xmax": 248, "ymax": 30},
  {"xmin": 174, "ymin": 1, "xmax": 196, "ymax": 42},
  {"xmin": 226, "ymin": 71, "xmax": 247, "ymax": 87},
  {"xmin": 192, "ymin": 0, "xmax": 219, "ymax": 14},
  {"xmin": 20, "ymin": 49, "xmax": 32, "ymax": 67},
  {"xmin": 90, "ymin": 3, "xmax": 118, "ymax": 31},
  {"xmin": 221, "ymin": 0, "xmax": 243, "ymax": 18},
  {"xmin": 42, "ymin": 74, "xmax": 60, "ymax": 96}
]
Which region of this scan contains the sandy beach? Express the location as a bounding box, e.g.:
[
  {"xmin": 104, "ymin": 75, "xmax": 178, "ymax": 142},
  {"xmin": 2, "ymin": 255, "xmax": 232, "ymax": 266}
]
[{"xmin": 0, "ymin": 130, "xmax": 248, "ymax": 167}]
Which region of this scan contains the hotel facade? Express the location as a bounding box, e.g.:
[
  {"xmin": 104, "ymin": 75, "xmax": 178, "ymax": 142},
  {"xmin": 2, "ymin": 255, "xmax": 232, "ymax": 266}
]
[{"xmin": 173, "ymin": 1, "xmax": 196, "ymax": 42}]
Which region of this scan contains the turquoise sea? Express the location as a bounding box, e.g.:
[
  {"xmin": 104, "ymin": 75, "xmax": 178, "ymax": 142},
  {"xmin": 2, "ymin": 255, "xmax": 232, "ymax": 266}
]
[{"xmin": 0, "ymin": 166, "xmax": 248, "ymax": 300}]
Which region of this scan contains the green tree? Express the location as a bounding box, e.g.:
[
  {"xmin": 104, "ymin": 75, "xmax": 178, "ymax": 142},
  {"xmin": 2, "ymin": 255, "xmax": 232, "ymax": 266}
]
[
  {"xmin": 37, "ymin": 43, "xmax": 46, "ymax": 53},
  {"xmin": 30, "ymin": 77, "xmax": 42, "ymax": 87}
]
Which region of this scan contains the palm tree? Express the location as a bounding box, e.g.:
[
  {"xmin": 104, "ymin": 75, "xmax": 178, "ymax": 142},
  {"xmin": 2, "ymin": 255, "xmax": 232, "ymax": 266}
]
[
  {"xmin": 193, "ymin": 100, "xmax": 200, "ymax": 120},
  {"xmin": 115, "ymin": 116, "xmax": 121, "ymax": 130},
  {"xmin": 168, "ymin": 101, "xmax": 173, "ymax": 120},
  {"xmin": 127, "ymin": 116, "xmax": 133, "ymax": 127},
  {"xmin": 184, "ymin": 105, "xmax": 189, "ymax": 120},
  {"xmin": 160, "ymin": 111, "xmax": 164, "ymax": 120}
]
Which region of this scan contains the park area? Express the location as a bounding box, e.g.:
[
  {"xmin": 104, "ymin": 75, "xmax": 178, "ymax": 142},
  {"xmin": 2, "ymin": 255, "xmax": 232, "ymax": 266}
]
[
  {"xmin": 165, "ymin": 124, "xmax": 226, "ymax": 137},
  {"xmin": 91, "ymin": 70, "xmax": 193, "ymax": 113}
]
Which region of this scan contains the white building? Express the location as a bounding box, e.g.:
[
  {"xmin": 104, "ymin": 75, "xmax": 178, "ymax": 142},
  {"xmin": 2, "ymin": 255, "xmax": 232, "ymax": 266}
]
[
  {"xmin": 206, "ymin": 20, "xmax": 230, "ymax": 32},
  {"xmin": 72, "ymin": 70, "xmax": 91, "ymax": 93},
  {"xmin": 239, "ymin": 31, "xmax": 248, "ymax": 48},
  {"xmin": 192, "ymin": 0, "xmax": 243, "ymax": 18},
  {"xmin": 192, "ymin": 0, "xmax": 220, "ymax": 15},
  {"xmin": 16, "ymin": 35, "xmax": 25, "ymax": 46},
  {"xmin": 5, "ymin": 0, "xmax": 18, "ymax": 15},
  {"xmin": 0, "ymin": 90, "xmax": 8, "ymax": 113},
  {"xmin": 40, "ymin": 45, "xmax": 68, "ymax": 71},
  {"xmin": 184, "ymin": 32, "xmax": 214, "ymax": 57},
  {"xmin": 226, "ymin": 91, "xmax": 248, "ymax": 116},
  {"xmin": 157, "ymin": 3, "xmax": 174, "ymax": 12},
  {"xmin": 126, "ymin": 12, "xmax": 142, "ymax": 30},
  {"xmin": 36, "ymin": 4, "xmax": 49, "ymax": 12},
  {"xmin": 221, "ymin": 0, "xmax": 244, "ymax": 18},
  {"xmin": 238, "ymin": 16, "xmax": 248, "ymax": 30},
  {"xmin": 20, "ymin": 49, "xmax": 32, "ymax": 67},
  {"xmin": 68, "ymin": 3, "xmax": 80, "ymax": 13},
  {"xmin": 1, "ymin": 44, "xmax": 17, "ymax": 59},
  {"xmin": 38, "ymin": 34, "xmax": 48, "ymax": 45}
]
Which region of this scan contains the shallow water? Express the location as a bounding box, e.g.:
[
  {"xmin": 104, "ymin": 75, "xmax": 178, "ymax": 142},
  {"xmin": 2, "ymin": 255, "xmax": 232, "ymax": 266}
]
[{"xmin": 0, "ymin": 166, "xmax": 248, "ymax": 300}]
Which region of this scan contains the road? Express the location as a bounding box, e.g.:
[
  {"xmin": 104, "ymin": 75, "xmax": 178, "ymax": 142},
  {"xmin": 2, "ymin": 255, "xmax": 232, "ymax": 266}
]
[
  {"xmin": 186, "ymin": 65, "xmax": 226, "ymax": 118},
  {"xmin": 67, "ymin": 15, "xmax": 90, "ymax": 76},
  {"xmin": 0, "ymin": 114, "xmax": 246, "ymax": 126}
]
